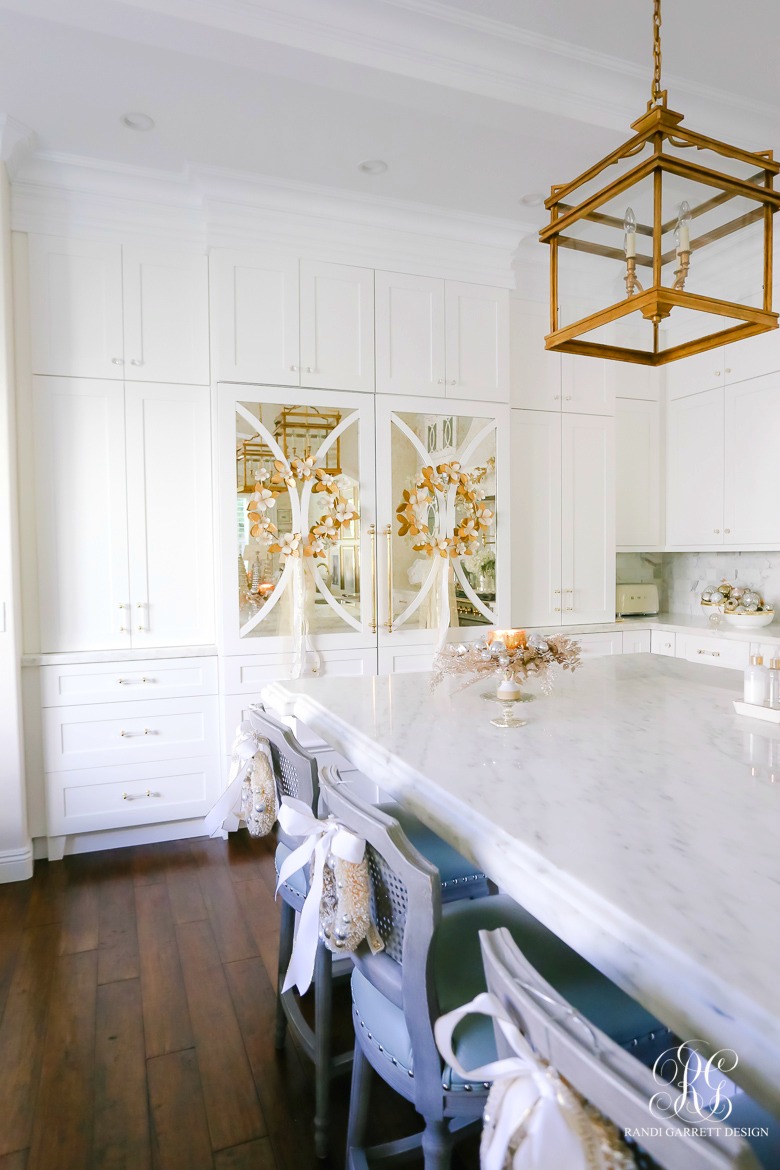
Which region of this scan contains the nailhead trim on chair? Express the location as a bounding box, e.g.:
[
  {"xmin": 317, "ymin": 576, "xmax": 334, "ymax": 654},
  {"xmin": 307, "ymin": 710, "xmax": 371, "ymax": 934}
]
[{"xmin": 440, "ymin": 873, "xmax": 486, "ymax": 891}]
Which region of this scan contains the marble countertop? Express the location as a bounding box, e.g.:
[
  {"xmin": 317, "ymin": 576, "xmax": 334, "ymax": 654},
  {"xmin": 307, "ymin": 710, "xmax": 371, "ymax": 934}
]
[
  {"xmin": 535, "ymin": 611, "xmax": 780, "ymax": 644},
  {"xmin": 264, "ymin": 655, "xmax": 780, "ymax": 1112}
]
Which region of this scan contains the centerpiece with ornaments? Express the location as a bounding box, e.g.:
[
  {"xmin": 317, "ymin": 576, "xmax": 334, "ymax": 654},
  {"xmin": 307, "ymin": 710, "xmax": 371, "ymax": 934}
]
[
  {"xmin": 700, "ymin": 580, "xmax": 775, "ymax": 629},
  {"xmin": 432, "ymin": 629, "xmax": 581, "ymax": 728}
]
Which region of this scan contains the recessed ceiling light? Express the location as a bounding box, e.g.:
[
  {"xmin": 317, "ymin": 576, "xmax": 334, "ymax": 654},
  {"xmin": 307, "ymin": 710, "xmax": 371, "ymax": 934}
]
[
  {"xmin": 519, "ymin": 193, "xmax": 544, "ymax": 206},
  {"xmin": 121, "ymin": 112, "xmax": 155, "ymax": 132},
  {"xmin": 358, "ymin": 160, "xmax": 388, "ymax": 175}
]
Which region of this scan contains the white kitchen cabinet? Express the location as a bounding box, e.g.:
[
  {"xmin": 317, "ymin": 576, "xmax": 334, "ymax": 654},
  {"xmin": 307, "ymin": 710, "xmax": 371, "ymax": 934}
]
[
  {"xmin": 28, "ymin": 237, "xmax": 124, "ymax": 380},
  {"xmin": 375, "ymin": 271, "xmax": 445, "ymax": 397},
  {"xmin": 616, "ymin": 398, "xmax": 662, "ymax": 548},
  {"xmin": 725, "ymin": 329, "xmax": 780, "ymax": 385},
  {"xmin": 121, "ymin": 249, "xmax": 209, "ymax": 384},
  {"xmin": 611, "ymin": 362, "xmax": 660, "ymax": 401},
  {"xmin": 675, "ymin": 632, "xmax": 750, "ymax": 671},
  {"xmin": 299, "ymin": 261, "xmax": 375, "ymax": 393},
  {"xmin": 561, "ymin": 413, "xmax": 615, "ymax": 624},
  {"xmin": 622, "ymin": 629, "xmax": 651, "ymax": 654},
  {"xmin": 211, "ymin": 253, "xmax": 374, "ymax": 392},
  {"xmin": 510, "ymin": 298, "xmax": 613, "ymax": 415},
  {"xmin": 723, "ymin": 374, "xmax": 780, "ymax": 546},
  {"xmin": 376, "ymin": 274, "xmax": 508, "ymax": 402},
  {"xmin": 28, "ymin": 236, "xmax": 209, "ymax": 383},
  {"xmin": 665, "ymin": 348, "xmax": 726, "ymax": 401},
  {"xmin": 33, "ymin": 377, "xmax": 214, "ymax": 653},
  {"xmin": 578, "ymin": 631, "xmax": 623, "ymax": 657},
  {"xmin": 33, "ymin": 377, "xmax": 131, "ymax": 652},
  {"xmin": 445, "ymin": 281, "xmax": 509, "ymax": 402},
  {"xmin": 667, "ymin": 376, "xmax": 780, "ymax": 549},
  {"xmin": 651, "ymin": 631, "xmax": 676, "ymax": 656},
  {"xmin": 40, "ymin": 656, "xmax": 218, "ymax": 707},
  {"xmin": 666, "ymin": 388, "xmax": 724, "ymax": 546},
  {"xmin": 125, "ymin": 384, "xmax": 214, "ymax": 647},
  {"xmin": 511, "ymin": 409, "xmax": 615, "ymax": 628}
]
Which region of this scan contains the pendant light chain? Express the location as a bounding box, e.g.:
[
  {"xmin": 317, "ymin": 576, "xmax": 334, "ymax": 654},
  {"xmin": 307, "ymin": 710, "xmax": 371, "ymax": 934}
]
[{"xmin": 651, "ymin": 0, "xmax": 664, "ymax": 106}]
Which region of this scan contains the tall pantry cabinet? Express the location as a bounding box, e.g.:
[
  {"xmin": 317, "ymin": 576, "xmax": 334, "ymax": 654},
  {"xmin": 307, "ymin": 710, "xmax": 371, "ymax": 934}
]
[{"xmin": 19, "ymin": 235, "xmax": 218, "ymax": 859}]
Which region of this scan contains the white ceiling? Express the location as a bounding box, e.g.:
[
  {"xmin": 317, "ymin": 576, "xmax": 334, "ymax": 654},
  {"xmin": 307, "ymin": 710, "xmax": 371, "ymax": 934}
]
[{"xmin": 0, "ymin": 0, "xmax": 777, "ymax": 228}]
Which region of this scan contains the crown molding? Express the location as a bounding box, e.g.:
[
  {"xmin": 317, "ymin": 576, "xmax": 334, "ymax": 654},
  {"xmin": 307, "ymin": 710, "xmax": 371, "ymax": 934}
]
[{"xmin": 10, "ymin": 151, "xmax": 534, "ymax": 286}]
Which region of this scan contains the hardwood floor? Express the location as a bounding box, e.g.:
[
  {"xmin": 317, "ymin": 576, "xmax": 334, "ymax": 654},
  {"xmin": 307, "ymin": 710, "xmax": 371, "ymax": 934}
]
[{"xmin": 0, "ymin": 831, "xmax": 456, "ymax": 1170}]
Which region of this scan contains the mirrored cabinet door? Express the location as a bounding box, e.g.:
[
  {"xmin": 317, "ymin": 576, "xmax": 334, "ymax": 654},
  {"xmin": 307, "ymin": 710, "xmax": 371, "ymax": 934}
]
[
  {"xmin": 375, "ymin": 397, "xmax": 509, "ymax": 647},
  {"xmin": 219, "ymin": 385, "xmax": 376, "ymax": 657}
]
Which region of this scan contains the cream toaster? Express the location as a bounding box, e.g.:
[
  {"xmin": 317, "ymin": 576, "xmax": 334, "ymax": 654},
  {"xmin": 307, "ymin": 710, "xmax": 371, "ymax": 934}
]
[{"xmin": 616, "ymin": 583, "xmax": 659, "ymax": 617}]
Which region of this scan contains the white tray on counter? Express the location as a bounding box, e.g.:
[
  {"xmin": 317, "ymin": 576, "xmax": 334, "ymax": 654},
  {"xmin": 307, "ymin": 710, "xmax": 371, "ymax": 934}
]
[{"xmin": 733, "ymin": 700, "xmax": 780, "ymax": 723}]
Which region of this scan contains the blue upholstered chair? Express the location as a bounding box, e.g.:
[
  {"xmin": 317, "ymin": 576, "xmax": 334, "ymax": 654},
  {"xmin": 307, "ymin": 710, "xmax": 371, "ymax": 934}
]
[
  {"xmin": 478, "ymin": 926, "xmax": 771, "ymax": 1170},
  {"xmin": 248, "ymin": 706, "xmax": 490, "ymax": 1158},
  {"xmin": 319, "ymin": 769, "xmax": 672, "ymax": 1170}
]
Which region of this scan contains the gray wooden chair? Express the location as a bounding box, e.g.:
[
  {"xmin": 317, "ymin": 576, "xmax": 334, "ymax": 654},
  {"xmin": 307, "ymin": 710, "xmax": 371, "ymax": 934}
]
[
  {"xmin": 319, "ymin": 769, "xmax": 672, "ymax": 1170},
  {"xmin": 480, "ymin": 926, "xmax": 768, "ymax": 1170},
  {"xmin": 246, "ymin": 705, "xmax": 491, "ymax": 1158}
]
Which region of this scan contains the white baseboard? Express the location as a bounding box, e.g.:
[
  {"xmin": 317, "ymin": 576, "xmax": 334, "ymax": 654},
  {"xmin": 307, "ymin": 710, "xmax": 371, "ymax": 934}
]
[
  {"xmin": 33, "ymin": 816, "xmax": 212, "ymax": 861},
  {"xmin": 0, "ymin": 842, "xmax": 34, "ymax": 883}
]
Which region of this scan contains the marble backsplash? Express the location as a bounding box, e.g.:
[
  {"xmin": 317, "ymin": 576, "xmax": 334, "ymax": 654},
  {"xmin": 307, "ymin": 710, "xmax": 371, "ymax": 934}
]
[{"xmin": 616, "ymin": 551, "xmax": 780, "ymax": 615}]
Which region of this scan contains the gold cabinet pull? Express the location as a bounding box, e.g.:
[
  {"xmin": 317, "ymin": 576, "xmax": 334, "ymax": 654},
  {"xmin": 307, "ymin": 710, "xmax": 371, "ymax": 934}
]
[
  {"xmin": 123, "ymin": 789, "xmax": 161, "ymax": 801},
  {"xmin": 384, "ymin": 524, "xmax": 394, "ymax": 633},
  {"xmin": 368, "ymin": 524, "xmax": 377, "ymax": 634}
]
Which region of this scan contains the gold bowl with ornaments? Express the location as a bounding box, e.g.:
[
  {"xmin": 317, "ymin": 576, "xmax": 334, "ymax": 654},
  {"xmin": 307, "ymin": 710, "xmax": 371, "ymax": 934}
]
[{"xmin": 700, "ymin": 579, "xmax": 774, "ymax": 627}]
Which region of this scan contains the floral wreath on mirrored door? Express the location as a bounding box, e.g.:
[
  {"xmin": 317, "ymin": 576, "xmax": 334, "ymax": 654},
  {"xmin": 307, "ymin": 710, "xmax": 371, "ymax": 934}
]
[
  {"xmin": 395, "ymin": 459, "xmax": 495, "ymax": 557},
  {"xmin": 247, "ymin": 457, "xmax": 358, "ymax": 560}
]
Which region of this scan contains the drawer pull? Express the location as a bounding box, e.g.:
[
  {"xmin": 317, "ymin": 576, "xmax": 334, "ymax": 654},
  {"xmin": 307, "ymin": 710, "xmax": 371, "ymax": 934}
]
[
  {"xmin": 696, "ymin": 649, "xmax": 720, "ymax": 657},
  {"xmin": 122, "ymin": 789, "xmax": 161, "ymax": 801},
  {"xmin": 117, "ymin": 677, "xmax": 156, "ymax": 686},
  {"xmin": 120, "ymin": 728, "xmax": 157, "ymax": 737}
]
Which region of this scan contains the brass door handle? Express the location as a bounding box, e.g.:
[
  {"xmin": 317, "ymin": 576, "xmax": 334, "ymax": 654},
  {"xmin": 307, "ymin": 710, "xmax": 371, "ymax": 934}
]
[
  {"xmin": 384, "ymin": 524, "xmax": 394, "ymax": 633},
  {"xmin": 368, "ymin": 525, "xmax": 377, "ymax": 634}
]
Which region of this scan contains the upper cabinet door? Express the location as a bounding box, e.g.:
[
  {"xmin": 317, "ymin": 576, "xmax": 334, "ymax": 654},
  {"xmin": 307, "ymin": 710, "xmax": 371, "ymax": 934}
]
[
  {"xmin": 510, "ymin": 298, "xmax": 561, "ymax": 411},
  {"xmin": 615, "ymin": 398, "xmax": 662, "ymax": 548},
  {"xmin": 299, "ymin": 261, "xmax": 375, "ymax": 393},
  {"xmin": 122, "ymin": 248, "xmax": 209, "ymax": 385},
  {"xmin": 28, "ymin": 236, "xmax": 124, "ymax": 379},
  {"xmin": 666, "ymin": 388, "xmax": 724, "ymax": 546},
  {"xmin": 210, "ymin": 249, "xmax": 299, "ymax": 386},
  {"xmin": 509, "ymin": 409, "xmax": 562, "ymax": 627},
  {"xmin": 725, "ymin": 329, "xmax": 780, "ymax": 386},
  {"xmin": 724, "ymin": 374, "xmax": 780, "ymax": 546},
  {"xmin": 375, "ymin": 272, "xmax": 445, "ymax": 397},
  {"xmin": 561, "ymin": 412, "xmax": 615, "ymax": 624},
  {"xmin": 33, "ymin": 377, "xmax": 130, "ymax": 652},
  {"xmin": 561, "ymin": 355, "xmax": 615, "ymax": 415},
  {"xmin": 445, "ymin": 282, "xmax": 509, "ymax": 403},
  {"xmin": 125, "ymin": 384, "xmax": 215, "ymax": 648},
  {"xmin": 665, "ymin": 347, "xmax": 725, "ymax": 401}
]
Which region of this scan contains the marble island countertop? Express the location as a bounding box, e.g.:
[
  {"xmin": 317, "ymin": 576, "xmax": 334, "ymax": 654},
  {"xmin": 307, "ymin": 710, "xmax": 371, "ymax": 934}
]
[{"xmin": 264, "ymin": 655, "xmax": 780, "ymax": 1114}]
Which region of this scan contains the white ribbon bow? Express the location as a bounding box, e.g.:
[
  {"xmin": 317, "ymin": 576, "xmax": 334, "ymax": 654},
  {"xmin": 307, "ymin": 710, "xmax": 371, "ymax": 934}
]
[
  {"xmin": 276, "ymin": 797, "xmax": 366, "ymax": 996},
  {"xmin": 435, "ymin": 992, "xmax": 605, "ymax": 1170},
  {"xmin": 203, "ymin": 718, "xmax": 273, "ymax": 838}
]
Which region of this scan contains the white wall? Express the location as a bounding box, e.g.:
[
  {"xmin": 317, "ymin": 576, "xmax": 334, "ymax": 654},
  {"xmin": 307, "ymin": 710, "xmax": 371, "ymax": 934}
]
[{"xmin": 0, "ymin": 160, "xmax": 32, "ymax": 881}]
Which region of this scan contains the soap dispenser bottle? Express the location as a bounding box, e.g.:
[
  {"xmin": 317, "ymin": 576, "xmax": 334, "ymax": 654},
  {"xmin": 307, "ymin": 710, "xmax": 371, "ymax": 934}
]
[{"xmin": 744, "ymin": 655, "xmax": 769, "ymax": 706}]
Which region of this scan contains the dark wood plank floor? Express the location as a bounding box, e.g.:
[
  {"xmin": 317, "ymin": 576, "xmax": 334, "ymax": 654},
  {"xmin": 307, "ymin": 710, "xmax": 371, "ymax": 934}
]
[{"xmin": 0, "ymin": 831, "xmax": 473, "ymax": 1170}]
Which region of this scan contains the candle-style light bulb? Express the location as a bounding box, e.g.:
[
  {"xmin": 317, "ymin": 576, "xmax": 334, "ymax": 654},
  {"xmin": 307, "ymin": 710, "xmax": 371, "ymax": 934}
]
[
  {"xmin": 624, "ymin": 206, "xmax": 637, "ymax": 259},
  {"xmin": 675, "ymin": 200, "xmax": 691, "ymax": 253}
]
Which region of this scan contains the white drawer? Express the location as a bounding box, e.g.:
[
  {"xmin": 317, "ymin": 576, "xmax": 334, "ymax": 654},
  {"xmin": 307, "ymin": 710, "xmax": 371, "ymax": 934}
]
[
  {"xmin": 577, "ymin": 632, "xmax": 623, "ymax": 658},
  {"xmin": 651, "ymin": 631, "xmax": 676, "ymax": 657},
  {"xmin": 622, "ymin": 629, "xmax": 651, "ymax": 654},
  {"xmin": 40, "ymin": 656, "xmax": 218, "ymax": 706},
  {"xmin": 675, "ymin": 634, "xmax": 749, "ymax": 670},
  {"xmin": 46, "ymin": 757, "xmax": 220, "ymax": 834},
  {"xmin": 43, "ymin": 696, "xmax": 219, "ymax": 771},
  {"xmin": 222, "ymin": 648, "xmax": 377, "ymax": 694}
]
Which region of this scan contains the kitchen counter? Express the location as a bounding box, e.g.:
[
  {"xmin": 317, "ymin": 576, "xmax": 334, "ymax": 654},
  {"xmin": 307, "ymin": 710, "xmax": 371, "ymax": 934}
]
[
  {"xmin": 530, "ymin": 611, "xmax": 780, "ymax": 645},
  {"xmin": 264, "ymin": 655, "xmax": 780, "ymax": 1113}
]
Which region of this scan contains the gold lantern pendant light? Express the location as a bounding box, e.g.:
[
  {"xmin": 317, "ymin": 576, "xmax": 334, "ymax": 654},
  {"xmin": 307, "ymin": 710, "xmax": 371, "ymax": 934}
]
[{"xmin": 540, "ymin": 0, "xmax": 780, "ymax": 365}]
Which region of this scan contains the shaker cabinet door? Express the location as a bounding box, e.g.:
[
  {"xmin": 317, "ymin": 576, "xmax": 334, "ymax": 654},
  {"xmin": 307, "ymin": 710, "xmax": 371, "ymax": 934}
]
[
  {"xmin": 125, "ymin": 384, "xmax": 215, "ymax": 648},
  {"xmin": 616, "ymin": 398, "xmax": 662, "ymax": 548},
  {"xmin": 509, "ymin": 298, "xmax": 561, "ymax": 411},
  {"xmin": 724, "ymin": 374, "xmax": 780, "ymax": 546},
  {"xmin": 375, "ymin": 271, "xmax": 445, "ymax": 397},
  {"xmin": 122, "ymin": 248, "xmax": 209, "ymax": 385},
  {"xmin": 28, "ymin": 237, "xmax": 124, "ymax": 379},
  {"xmin": 33, "ymin": 377, "xmax": 131, "ymax": 652},
  {"xmin": 561, "ymin": 354, "xmax": 615, "ymax": 415},
  {"xmin": 210, "ymin": 249, "xmax": 300, "ymax": 385},
  {"xmin": 510, "ymin": 409, "xmax": 562, "ymax": 627},
  {"xmin": 445, "ymin": 282, "xmax": 509, "ymax": 403},
  {"xmin": 666, "ymin": 388, "xmax": 724, "ymax": 546},
  {"xmin": 299, "ymin": 261, "xmax": 375, "ymax": 393},
  {"xmin": 561, "ymin": 412, "xmax": 615, "ymax": 624}
]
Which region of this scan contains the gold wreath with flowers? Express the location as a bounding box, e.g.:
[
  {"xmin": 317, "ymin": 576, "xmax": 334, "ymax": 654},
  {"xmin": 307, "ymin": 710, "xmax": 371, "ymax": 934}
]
[
  {"xmin": 246, "ymin": 457, "xmax": 358, "ymax": 561},
  {"xmin": 396, "ymin": 461, "xmax": 494, "ymax": 558}
]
